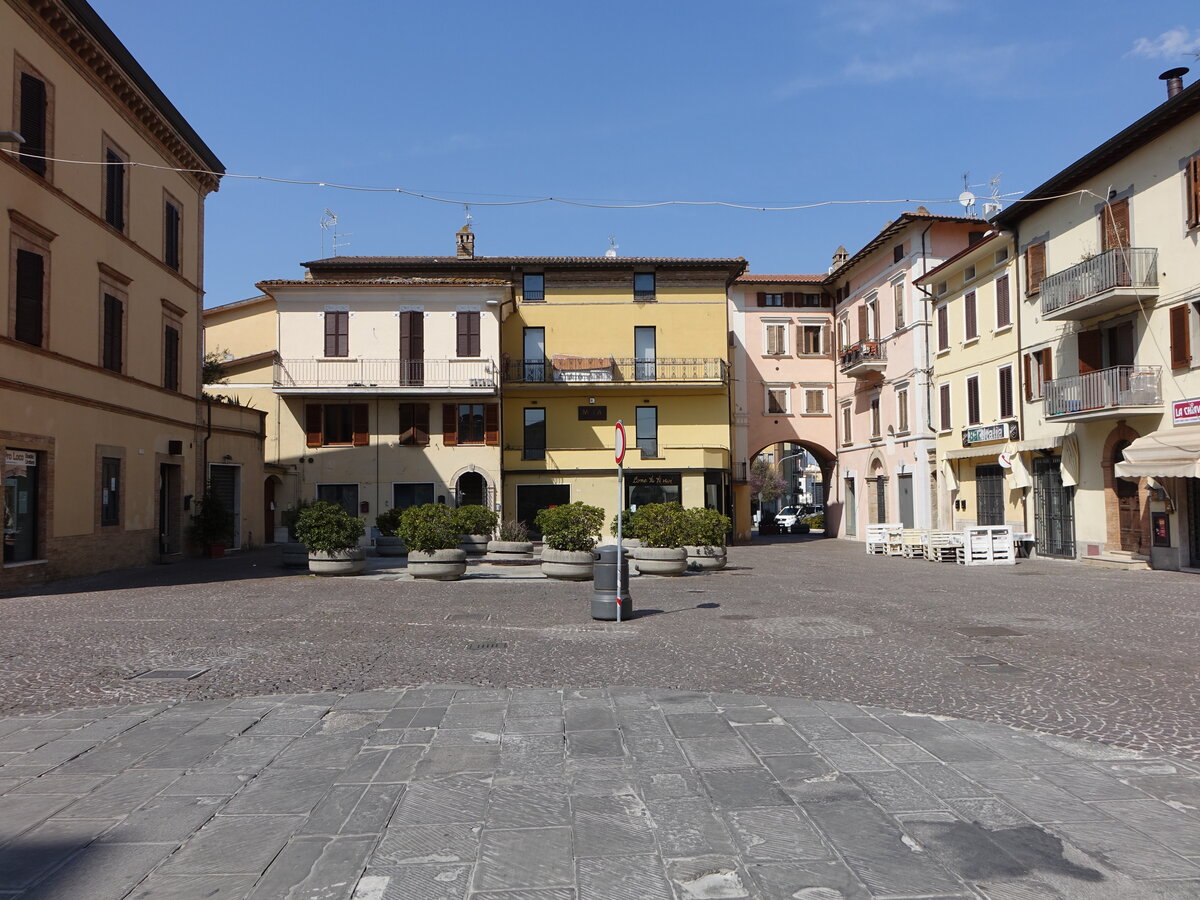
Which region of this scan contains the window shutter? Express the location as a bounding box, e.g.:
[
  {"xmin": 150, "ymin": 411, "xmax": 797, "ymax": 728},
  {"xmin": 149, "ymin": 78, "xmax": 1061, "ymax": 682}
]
[
  {"xmin": 19, "ymin": 74, "xmax": 46, "ymax": 175},
  {"xmin": 15, "ymin": 249, "xmax": 44, "ymax": 346},
  {"xmin": 783, "ymin": 292, "xmax": 795, "ymax": 308},
  {"xmin": 484, "ymin": 403, "xmax": 500, "ymax": 445},
  {"xmin": 1025, "ymin": 243, "xmax": 1046, "ymax": 296},
  {"xmin": 442, "ymin": 403, "xmax": 458, "ymax": 446},
  {"xmin": 964, "ymin": 291, "xmax": 977, "ymax": 338},
  {"xmin": 1023, "ymin": 353, "xmax": 1033, "ymax": 401},
  {"xmin": 967, "ymin": 378, "xmax": 980, "ymax": 424},
  {"xmin": 999, "ymin": 367, "xmax": 1014, "ymax": 419},
  {"xmin": 756, "ymin": 292, "xmax": 766, "ymax": 308},
  {"xmin": 103, "ymin": 294, "xmax": 122, "ymax": 371},
  {"xmin": 857, "ymin": 304, "xmax": 868, "ymax": 342},
  {"xmin": 456, "ymin": 311, "xmax": 480, "ymax": 357},
  {"xmin": 305, "ymin": 405, "xmax": 323, "ymax": 447},
  {"xmin": 106, "ymin": 149, "xmax": 124, "ymax": 231},
  {"xmin": 936, "ymin": 305, "xmax": 949, "ymax": 350},
  {"xmin": 1101, "ymin": 198, "xmax": 1130, "ymax": 251},
  {"xmin": 164, "ymin": 202, "xmax": 181, "ymax": 270},
  {"xmin": 1077, "ymin": 329, "xmax": 1103, "ymax": 374},
  {"xmin": 939, "ymin": 384, "xmax": 951, "ymax": 430},
  {"xmin": 398, "ymin": 403, "xmax": 413, "ymax": 445},
  {"xmin": 1170, "ymin": 304, "xmax": 1192, "ymax": 369},
  {"xmin": 164, "ymin": 325, "xmax": 179, "ymax": 391},
  {"xmin": 352, "ymin": 404, "xmax": 369, "ymax": 446},
  {"xmin": 1042, "ymin": 348, "xmax": 1053, "ymax": 384},
  {"xmin": 995, "ymin": 274, "xmax": 1010, "ymax": 327},
  {"xmin": 1188, "ymin": 154, "xmax": 1200, "ymax": 229},
  {"xmin": 414, "ymin": 402, "xmax": 430, "ymax": 446}
]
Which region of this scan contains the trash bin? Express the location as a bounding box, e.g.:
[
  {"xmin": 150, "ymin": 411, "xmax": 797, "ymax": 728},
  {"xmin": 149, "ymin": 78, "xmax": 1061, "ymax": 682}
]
[{"xmin": 591, "ymin": 544, "xmax": 633, "ymax": 621}]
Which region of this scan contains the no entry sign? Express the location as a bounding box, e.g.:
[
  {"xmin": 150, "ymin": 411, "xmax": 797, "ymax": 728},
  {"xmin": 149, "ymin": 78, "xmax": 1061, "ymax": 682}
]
[{"xmin": 614, "ymin": 421, "xmax": 627, "ymax": 465}]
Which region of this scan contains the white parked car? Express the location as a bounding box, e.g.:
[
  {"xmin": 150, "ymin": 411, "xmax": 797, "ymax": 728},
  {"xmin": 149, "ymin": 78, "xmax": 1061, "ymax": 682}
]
[{"xmin": 774, "ymin": 506, "xmax": 803, "ymax": 528}]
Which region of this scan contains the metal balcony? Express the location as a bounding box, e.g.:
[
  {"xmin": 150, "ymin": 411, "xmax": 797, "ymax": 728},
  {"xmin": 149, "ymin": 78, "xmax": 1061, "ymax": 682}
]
[
  {"xmin": 1044, "ymin": 365, "xmax": 1162, "ymax": 421},
  {"xmin": 1040, "ymin": 247, "xmax": 1159, "ymax": 320},
  {"xmin": 273, "ymin": 358, "xmax": 498, "ymax": 394},
  {"xmin": 838, "ymin": 340, "xmax": 886, "ymax": 377},
  {"xmin": 502, "ymin": 357, "xmax": 728, "ymax": 385}
]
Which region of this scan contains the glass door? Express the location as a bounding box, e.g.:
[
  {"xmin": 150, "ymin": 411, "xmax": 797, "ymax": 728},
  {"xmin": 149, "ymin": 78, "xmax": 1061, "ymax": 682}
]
[
  {"xmin": 523, "ymin": 327, "xmax": 545, "ymax": 382},
  {"xmin": 3, "ymin": 450, "xmax": 38, "ymax": 563},
  {"xmin": 634, "ymin": 326, "xmax": 656, "ymax": 381}
]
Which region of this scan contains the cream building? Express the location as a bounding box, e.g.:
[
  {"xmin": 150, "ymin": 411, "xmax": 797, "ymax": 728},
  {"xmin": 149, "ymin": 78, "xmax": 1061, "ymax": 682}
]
[{"xmin": 1, "ymin": 0, "xmax": 263, "ymax": 588}]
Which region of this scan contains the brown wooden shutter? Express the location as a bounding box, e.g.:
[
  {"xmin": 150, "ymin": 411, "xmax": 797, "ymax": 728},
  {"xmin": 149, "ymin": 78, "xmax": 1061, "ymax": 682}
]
[
  {"xmin": 1023, "ymin": 353, "xmax": 1033, "ymax": 401},
  {"xmin": 964, "ymin": 291, "xmax": 977, "ymax": 339},
  {"xmin": 414, "ymin": 403, "xmax": 430, "ymax": 446},
  {"xmin": 936, "ymin": 305, "xmax": 949, "ymax": 350},
  {"xmin": 1042, "ymin": 348, "xmax": 1053, "ymax": 384},
  {"xmin": 783, "ymin": 292, "xmax": 795, "ymax": 308},
  {"xmin": 857, "ymin": 304, "xmax": 868, "ymax": 342},
  {"xmin": 1188, "ymin": 154, "xmax": 1200, "ymax": 229},
  {"xmin": 19, "ymin": 74, "xmax": 47, "ymax": 175},
  {"xmin": 305, "ymin": 405, "xmax": 324, "ymax": 447},
  {"xmin": 999, "ymin": 366, "xmax": 1014, "ymax": 419},
  {"xmin": 164, "ymin": 325, "xmax": 180, "ymax": 391},
  {"xmin": 939, "ymin": 384, "xmax": 951, "ymax": 430},
  {"xmin": 398, "ymin": 403, "xmax": 414, "ymax": 445},
  {"xmin": 1101, "ymin": 198, "xmax": 1130, "ymax": 251},
  {"xmin": 164, "ymin": 202, "xmax": 181, "ymax": 271},
  {"xmin": 1077, "ymin": 329, "xmax": 1103, "ymax": 374},
  {"xmin": 401, "ymin": 311, "xmax": 424, "ymax": 359},
  {"xmin": 1170, "ymin": 304, "xmax": 1192, "ymax": 369},
  {"xmin": 351, "ymin": 403, "xmax": 369, "ymax": 446},
  {"xmin": 456, "ymin": 311, "xmax": 480, "ymax": 357},
  {"xmin": 484, "ymin": 403, "xmax": 499, "ymax": 445},
  {"xmin": 995, "ymin": 274, "xmax": 1011, "ymax": 327},
  {"xmin": 756, "ymin": 292, "xmax": 766, "ymax": 308},
  {"xmin": 14, "ymin": 248, "xmax": 44, "ymax": 346},
  {"xmin": 442, "ymin": 403, "xmax": 458, "ymax": 445},
  {"xmin": 1025, "ymin": 243, "xmax": 1046, "ymax": 296}
]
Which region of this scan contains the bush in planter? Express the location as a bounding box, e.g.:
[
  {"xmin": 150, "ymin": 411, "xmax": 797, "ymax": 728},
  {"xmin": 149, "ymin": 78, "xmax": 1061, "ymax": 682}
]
[
  {"xmin": 802, "ymin": 513, "xmax": 825, "ymax": 529},
  {"xmin": 630, "ymin": 502, "xmax": 689, "ymax": 549},
  {"xmin": 453, "ymin": 505, "xmax": 499, "ymax": 537},
  {"xmin": 374, "ymin": 507, "xmax": 405, "ymax": 537},
  {"xmin": 396, "ymin": 504, "xmax": 461, "ymax": 552},
  {"xmin": 683, "ymin": 507, "xmax": 732, "ymax": 549},
  {"xmin": 280, "ymin": 498, "xmax": 311, "ymax": 542},
  {"xmin": 536, "ymin": 502, "xmax": 605, "ymax": 551},
  {"xmin": 608, "ymin": 510, "xmax": 639, "ymax": 539},
  {"xmin": 294, "ymin": 501, "xmax": 364, "ymax": 554},
  {"xmin": 497, "ymin": 518, "xmax": 529, "ymax": 542},
  {"xmin": 189, "ymin": 484, "xmax": 235, "ymax": 554}
]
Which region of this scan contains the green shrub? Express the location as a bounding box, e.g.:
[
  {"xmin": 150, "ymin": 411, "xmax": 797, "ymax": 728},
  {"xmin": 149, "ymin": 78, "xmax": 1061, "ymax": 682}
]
[
  {"xmin": 374, "ymin": 507, "xmax": 405, "ymax": 537},
  {"xmin": 608, "ymin": 510, "xmax": 637, "ymax": 539},
  {"xmin": 294, "ymin": 501, "xmax": 364, "ymax": 554},
  {"xmin": 535, "ymin": 502, "xmax": 605, "ymax": 552},
  {"xmin": 188, "ymin": 484, "xmax": 235, "ymax": 546},
  {"xmin": 453, "ymin": 504, "xmax": 499, "ymax": 537},
  {"xmin": 497, "ymin": 518, "xmax": 530, "ymax": 542},
  {"xmin": 802, "ymin": 513, "xmax": 825, "ymax": 529},
  {"xmin": 631, "ymin": 502, "xmax": 689, "ymax": 548},
  {"xmin": 396, "ymin": 503, "xmax": 461, "ymax": 553},
  {"xmin": 683, "ymin": 507, "xmax": 731, "ymax": 548},
  {"xmin": 280, "ymin": 499, "xmax": 311, "ymax": 542}
]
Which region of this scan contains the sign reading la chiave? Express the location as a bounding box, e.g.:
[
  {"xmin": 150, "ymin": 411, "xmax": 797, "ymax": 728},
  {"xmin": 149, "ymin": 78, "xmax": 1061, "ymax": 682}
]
[{"xmin": 1174, "ymin": 397, "xmax": 1200, "ymax": 426}]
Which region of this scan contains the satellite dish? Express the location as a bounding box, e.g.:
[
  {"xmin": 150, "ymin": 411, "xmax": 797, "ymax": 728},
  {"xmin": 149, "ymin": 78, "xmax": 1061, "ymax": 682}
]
[
  {"xmin": 998, "ymin": 452, "xmax": 1013, "ymax": 469},
  {"xmin": 958, "ymin": 191, "xmax": 976, "ymax": 210}
]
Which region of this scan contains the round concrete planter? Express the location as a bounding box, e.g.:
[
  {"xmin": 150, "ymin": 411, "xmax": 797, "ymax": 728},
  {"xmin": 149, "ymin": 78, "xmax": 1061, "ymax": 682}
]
[
  {"xmin": 485, "ymin": 540, "xmax": 536, "ymax": 564},
  {"xmin": 375, "ymin": 535, "xmax": 407, "ymax": 557},
  {"xmin": 307, "ymin": 549, "xmax": 366, "ymax": 576},
  {"xmin": 540, "ymin": 548, "xmax": 596, "ymax": 581},
  {"xmin": 408, "ymin": 549, "xmax": 468, "ymax": 581},
  {"xmin": 685, "ymin": 545, "xmax": 727, "ymax": 571},
  {"xmin": 459, "ymin": 534, "xmax": 490, "ymax": 556},
  {"xmin": 281, "ymin": 541, "xmax": 308, "ymax": 569},
  {"xmin": 632, "ymin": 546, "xmax": 688, "ymax": 576}
]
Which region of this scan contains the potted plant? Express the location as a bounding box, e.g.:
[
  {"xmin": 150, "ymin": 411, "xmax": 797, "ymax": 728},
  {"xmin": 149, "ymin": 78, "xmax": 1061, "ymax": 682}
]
[
  {"xmin": 279, "ymin": 499, "xmax": 311, "ymax": 568},
  {"xmin": 189, "ymin": 485, "xmax": 235, "ymax": 558},
  {"xmin": 628, "ymin": 502, "xmax": 688, "ymax": 576},
  {"xmin": 294, "ymin": 501, "xmax": 366, "ymax": 575},
  {"xmin": 536, "ymin": 502, "xmax": 604, "ymax": 581},
  {"xmin": 486, "ymin": 518, "xmax": 536, "ymax": 564},
  {"xmin": 608, "ymin": 511, "xmax": 643, "ymax": 549},
  {"xmin": 397, "ymin": 503, "xmax": 467, "ymax": 580},
  {"xmin": 454, "ymin": 504, "xmax": 499, "ymax": 556},
  {"xmin": 374, "ymin": 507, "xmax": 407, "ymax": 557},
  {"xmin": 683, "ymin": 507, "xmax": 731, "ymax": 571}
]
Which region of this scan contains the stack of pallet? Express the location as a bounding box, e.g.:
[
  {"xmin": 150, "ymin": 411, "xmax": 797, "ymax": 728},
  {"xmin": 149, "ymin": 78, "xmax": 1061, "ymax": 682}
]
[
  {"xmin": 925, "ymin": 531, "xmax": 962, "ymax": 562},
  {"xmin": 901, "ymin": 529, "xmax": 929, "ymax": 559},
  {"xmin": 955, "ymin": 525, "xmax": 1015, "ymax": 566},
  {"xmin": 865, "ymin": 523, "xmax": 904, "ymax": 556}
]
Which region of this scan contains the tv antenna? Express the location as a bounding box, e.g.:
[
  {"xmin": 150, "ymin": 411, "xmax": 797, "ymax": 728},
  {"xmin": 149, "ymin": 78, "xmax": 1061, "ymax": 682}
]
[
  {"xmin": 320, "ymin": 209, "xmax": 353, "ymax": 256},
  {"xmin": 605, "ymin": 234, "xmax": 619, "ymax": 258},
  {"xmin": 982, "ymin": 173, "xmax": 1004, "ymax": 218}
]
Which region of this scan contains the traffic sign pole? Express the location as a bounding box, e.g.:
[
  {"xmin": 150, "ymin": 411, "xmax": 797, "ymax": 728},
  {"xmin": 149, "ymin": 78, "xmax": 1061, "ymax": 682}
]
[{"xmin": 615, "ymin": 421, "xmax": 626, "ymax": 623}]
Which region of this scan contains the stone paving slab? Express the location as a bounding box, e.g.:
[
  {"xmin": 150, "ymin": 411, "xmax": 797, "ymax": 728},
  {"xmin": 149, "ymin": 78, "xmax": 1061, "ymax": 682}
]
[{"xmin": 0, "ymin": 687, "xmax": 1199, "ymax": 898}]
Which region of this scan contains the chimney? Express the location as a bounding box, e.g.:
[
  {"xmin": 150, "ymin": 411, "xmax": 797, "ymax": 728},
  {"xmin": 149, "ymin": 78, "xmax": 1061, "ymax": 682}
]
[
  {"xmin": 1160, "ymin": 67, "xmax": 1189, "ymax": 100},
  {"xmin": 830, "ymin": 245, "xmax": 848, "ymax": 270},
  {"xmin": 456, "ymin": 223, "xmax": 474, "ymax": 259}
]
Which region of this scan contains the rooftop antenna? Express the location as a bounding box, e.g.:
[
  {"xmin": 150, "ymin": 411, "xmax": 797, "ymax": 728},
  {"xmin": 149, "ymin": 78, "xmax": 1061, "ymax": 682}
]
[
  {"xmin": 982, "ymin": 173, "xmax": 1004, "ymax": 219},
  {"xmin": 320, "ymin": 209, "xmax": 352, "ymax": 256},
  {"xmin": 605, "ymin": 234, "xmax": 618, "ymax": 258},
  {"xmin": 958, "ymin": 171, "xmax": 977, "ymax": 217},
  {"xmin": 464, "ymin": 204, "xmax": 473, "ymax": 226}
]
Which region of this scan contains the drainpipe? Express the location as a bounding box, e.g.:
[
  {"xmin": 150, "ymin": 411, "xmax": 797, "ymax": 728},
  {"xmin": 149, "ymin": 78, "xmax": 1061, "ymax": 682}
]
[
  {"xmin": 918, "ymin": 223, "xmax": 935, "ymax": 436},
  {"xmin": 1008, "ymin": 223, "xmax": 1029, "ymax": 535},
  {"xmin": 202, "ymin": 397, "xmax": 212, "ymax": 488}
]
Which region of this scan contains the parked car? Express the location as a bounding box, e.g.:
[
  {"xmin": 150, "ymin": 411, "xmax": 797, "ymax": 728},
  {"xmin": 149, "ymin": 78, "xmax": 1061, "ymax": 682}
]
[{"xmin": 774, "ymin": 506, "xmax": 804, "ymax": 528}]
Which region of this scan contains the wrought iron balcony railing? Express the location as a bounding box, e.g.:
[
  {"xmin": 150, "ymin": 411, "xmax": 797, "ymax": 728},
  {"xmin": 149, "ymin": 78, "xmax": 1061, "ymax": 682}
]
[
  {"xmin": 502, "ymin": 357, "xmax": 727, "ymax": 384},
  {"xmin": 274, "ymin": 358, "xmax": 497, "ymax": 390},
  {"xmin": 1040, "ymin": 247, "xmax": 1158, "ymax": 316},
  {"xmin": 1044, "ymin": 365, "xmax": 1161, "ymax": 418},
  {"xmin": 838, "ymin": 340, "xmax": 886, "ymax": 373}
]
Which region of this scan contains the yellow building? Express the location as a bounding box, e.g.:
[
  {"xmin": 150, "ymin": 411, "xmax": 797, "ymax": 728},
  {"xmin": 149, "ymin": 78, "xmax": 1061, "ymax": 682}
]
[
  {"xmin": 917, "ymin": 235, "xmax": 1024, "ymax": 532},
  {"xmin": 500, "ymin": 256, "xmax": 745, "ymax": 532},
  {"xmin": 1, "ymin": 0, "xmax": 263, "ymax": 588}
]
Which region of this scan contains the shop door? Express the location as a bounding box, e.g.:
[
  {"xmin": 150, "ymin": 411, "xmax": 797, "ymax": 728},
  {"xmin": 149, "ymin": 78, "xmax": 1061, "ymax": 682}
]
[
  {"xmin": 516, "ymin": 484, "xmax": 570, "ymax": 538},
  {"xmin": 1033, "ymin": 456, "xmax": 1075, "ymax": 558},
  {"xmin": 158, "ymin": 463, "xmax": 182, "ymax": 555},
  {"xmin": 1190, "ymin": 479, "xmax": 1200, "ymax": 568},
  {"xmin": 976, "ymin": 465, "xmax": 1006, "ymax": 525},
  {"xmin": 3, "ymin": 450, "xmax": 38, "ymax": 563},
  {"xmin": 1112, "ymin": 441, "xmax": 1142, "ymax": 553},
  {"xmin": 897, "ymin": 474, "xmax": 914, "ymax": 528},
  {"xmin": 208, "ymin": 464, "xmax": 240, "ymax": 549}
]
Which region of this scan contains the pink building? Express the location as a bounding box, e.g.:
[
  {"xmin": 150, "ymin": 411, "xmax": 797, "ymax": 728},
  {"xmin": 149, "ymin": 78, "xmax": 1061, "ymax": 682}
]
[{"xmin": 825, "ymin": 210, "xmax": 984, "ymax": 537}]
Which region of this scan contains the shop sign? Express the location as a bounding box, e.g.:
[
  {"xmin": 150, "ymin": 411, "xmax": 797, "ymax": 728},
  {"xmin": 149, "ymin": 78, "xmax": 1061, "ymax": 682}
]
[
  {"xmin": 629, "ymin": 472, "xmax": 680, "ymax": 486},
  {"xmin": 4, "ymin": 450, "xmax": 37, "ymax": 469},
  {"xmin": 1173, "ymin": 397, "xmax": 1200, "ymax": 426},
  {"xmin": 961, "ymin": 421, "xmax": 1019, "ymax": 447}
]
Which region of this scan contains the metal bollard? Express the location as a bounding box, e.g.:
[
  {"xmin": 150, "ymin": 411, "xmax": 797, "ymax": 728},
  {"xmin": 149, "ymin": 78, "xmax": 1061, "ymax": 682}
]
[{"xmin": 591, "ymin": 544, "xmax": 633, "ymax": 621}]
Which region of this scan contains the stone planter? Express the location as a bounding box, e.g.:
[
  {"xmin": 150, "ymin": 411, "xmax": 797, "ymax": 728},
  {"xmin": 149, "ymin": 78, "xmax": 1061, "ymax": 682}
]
[
  {"xmin": 540, "ymin": 547, "xmax": 596, "ymax": 581},
  {"xmin": 408, "ymin": 549, "xmax": 468, "ymax": 581},
  {"xmin": 485, "ymin": 540, "xmax": 536, "ymax": 565},
  {"xmin": 281, "ymin": 541, "xmax": 308, "ymax": 569},
  {"xmin": 376, "ymin": 535, "xmax": 407, "ymax": 557},
  {"xmin": 307, "ymin": 548, "xmax": 366, "ymax": 576},
  {"xmin": 632, "ymin": 546, "xmax": 688, "ymax": 576},
  {"xmin": 685, "ymin": 545, "xmax": 727, "ymax": 571},
  {"xmin": 459, "ymin": 534, "xmax": 490, "ymax": 556}
]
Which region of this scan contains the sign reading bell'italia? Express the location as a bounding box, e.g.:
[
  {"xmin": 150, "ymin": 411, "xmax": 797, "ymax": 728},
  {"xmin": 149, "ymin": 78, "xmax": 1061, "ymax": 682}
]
[{"xmin": 961, "ymin": 421, "xmax": 1020, "ymax": 447}]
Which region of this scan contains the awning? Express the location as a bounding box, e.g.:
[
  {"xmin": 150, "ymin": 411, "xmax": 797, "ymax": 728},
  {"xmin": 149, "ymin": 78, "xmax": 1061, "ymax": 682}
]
[
  {"xmin": 1061, "ymin": 434, "xmax": 1081, "ymax": 487},
  {"xmin": 1005, "ymin": 444, "xmax": 1032, "ymax": 490},
  {"xmin": 1114, "ymin": 425, "xmax": 1200, "ymax": 479},
  {"xmin": 940, "ymin": 459, "xmax": 958, "ymax": 492}
]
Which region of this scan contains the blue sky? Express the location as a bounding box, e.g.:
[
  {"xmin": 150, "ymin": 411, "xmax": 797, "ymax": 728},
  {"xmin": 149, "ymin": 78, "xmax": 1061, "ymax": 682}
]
[{"xmin": 89, "ymin": 0, "xmax": 1200, "ymax": 306}]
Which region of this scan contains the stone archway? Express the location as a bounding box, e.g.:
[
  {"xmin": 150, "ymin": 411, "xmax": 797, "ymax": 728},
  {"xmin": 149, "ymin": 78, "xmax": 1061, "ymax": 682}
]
[{"xmin": 1101, "ymin": 423, "xmax": 1146, "ymax": 554}]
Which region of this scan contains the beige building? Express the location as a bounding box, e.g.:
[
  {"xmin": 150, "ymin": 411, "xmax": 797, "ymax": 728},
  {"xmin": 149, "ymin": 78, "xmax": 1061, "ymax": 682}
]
[{"xmin": 1, "ymin": 0, "xmax": 262, "ymax": 589}]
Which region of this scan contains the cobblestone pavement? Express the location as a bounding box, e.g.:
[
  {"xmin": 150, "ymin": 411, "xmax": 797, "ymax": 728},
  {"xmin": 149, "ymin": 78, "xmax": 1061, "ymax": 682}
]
[
  {"xmin": 1, "ymin": 538, "xmax": 1198, "ymax": 759},
  {"xmin": 3, "ymin": 687, "xmax": 1200, "ymax": 899}
]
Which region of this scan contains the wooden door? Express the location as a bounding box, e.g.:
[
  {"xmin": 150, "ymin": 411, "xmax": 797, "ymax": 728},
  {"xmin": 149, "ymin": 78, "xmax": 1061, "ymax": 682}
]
[{"xmin": 1113, "ymin": 442, "xmax": 1142, "ymax": 553}]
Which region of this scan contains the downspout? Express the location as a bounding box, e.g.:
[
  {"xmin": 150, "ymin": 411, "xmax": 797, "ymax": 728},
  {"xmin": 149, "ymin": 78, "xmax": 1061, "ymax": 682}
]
[
  {"xmin": 918, "ymin": 223, "xmax": 935, "ymax": 435},
  {"xmin": 202, "ymin": 396, "xmax": 212, "ymax": 487},
  {"xmin": 1008, "ymin": 223, "xmax": 1028, "ymax": 535}
]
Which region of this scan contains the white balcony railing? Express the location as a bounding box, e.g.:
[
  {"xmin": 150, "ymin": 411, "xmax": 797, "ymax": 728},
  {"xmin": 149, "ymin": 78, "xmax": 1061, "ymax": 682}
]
[
  {"xmin": 1040, "ymin": 247, "xmax": 1158, "ymax": 316},
  {"xmin": 1044, "ymin": 365, "xmax": 1161, "ymax": 419},
  {"xmin": 274, "ymin": 358, "xmax": 497, "ymax": 390}
]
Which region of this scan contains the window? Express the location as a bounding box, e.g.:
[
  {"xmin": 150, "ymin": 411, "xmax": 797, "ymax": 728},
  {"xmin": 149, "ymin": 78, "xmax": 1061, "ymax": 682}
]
[
  {"xmin": 14, "ymin": 248, "xmax": 46, "ymax": 347},
  {"xmin": 317, "ymin": 483, "xmax": 359, "ymax": 518},
  {"xmin": 998, "ymin": 365, "xmax": 1015, "ymax": 419},
  {"xmin": 393, "ymin": 483, "xmax": 434, "ymax": 511},
  {"xmin": 936, "ymin": 303, "xmax": 949, "ymax": 351},
  {"xmin": 523, "ymin": 273, "xmax": 544, "ymax": 301},
  {"xmin": 163, "ymin": 322, "xmax": 180, "ymax": 391},
  {"xmin": 800, "ymin": 293, "xmax": 823, "ymax": 307},
  {"xmin": 102, "ymin": 293, "xmax": 123, "ymax": 372},
  {"xmin": 164, "ymin": 196, "xmax": 182, "ymax": 271},
  {"xmin": 103, "ymin": 140, "xmax": 127, "ymax": 232},
  {"xmin": 456, "ymin": 310, "xmax": 480, "ymax": 357},
  {"xmin": 523, "ymin": 408, "xmax": 546, "ymax": 460},
  {"xmin": 305, "ymin": 403, "xmax": 368, "ymax": 447},
  {"xmin": 764, "ymin": 322, "xmax": 788, "ymax": 356},
  {"xmin": 100, "ymin": 457, "xmax": 120, "ymax": 526},
  {"xmin": 634, "ymin": 272, "xmax": 656, "ymax": 301},
  {"xmin": 766, "ymin": 386, "xmax": 790, "ymax": 415},
  {"xmin": 802, "ymin": 387, "xmax": 826, "ymax": 415},
  {"xmin": 324, "ymin": 310, "xmax": 348, "ymax": 357},
  {"xmin": 17, "ymin": 68, "xmax": 49, "ymax": 177},
  {"xmin": 893, "ymin": 243, "xmax": 904, "ymax": 264},
  {"xmin": 443, "ymin": 403, "xmax": 498, "ymax": 446},
  {"xmin": 896, "ymin": 386, "xmax": 909, "ymax": 434},
  {"xmin": 398, "ymin": 403, "xmax": 430, "ymax": 446},
  {"xmin": 1025, "ymin": 242, "xmax": 1046, "ymax": 296},
  {"xmin": 634, "ymin": 325, "xmax": 657, "ymax": 380},
  {"xmin": 1188, "ymin": 152, "xmax": 1200, "ymax": 230},
  {"xmin": 870, "ymin": 397, "xmax": 881, "ymax": 438},
  {"xmin": 635, "ymin": 406, "xmax": 658, "ymax": 457},
  {"xmin": 841, "ymin": 403, "xmax": 852, "ymax": 445},
  {"xmin": 966, "ymin": 375, "xmax": 981, "ymax": 425},
  {"xmin": 864, "ymin": 294, "xmax": 879, "ymax": 340},
  {"xmin": 893, "ymin": 281, "xmax": 905, "ymax": 329},
  {"xmin": 1171, "ymin": 304, "xmax": 1192, "ymax": 369},
  {"xmin": 761, "ymin": 292, "xmax": 784, "ymax": 307},
  {"xmin": 995, "ymin": 246, "xmax": 1010, "ymax": 265},
  {"xmin": 837, "ymin": 316, "xmax": 850, "ymax": 349},
  {"xmin": 964, "ymin": 264, "xmax": 976, "ymax": 283},
  {"xmin": 939, "ymin": 383, "xmax": 952, "ymax": 431},
  {"xmin": 995, "ymin": 274, "xmax": 1011, "ymax": 329},
  {"xmin": 964, "ymin": 290, "xmax": 978, "ymax": 341},
  {"xmin": 799, "ymin": 323, "xmax": 824, "ymax": 356},
  {"xmin": 1024, "ymin": 349, "xmax": 1053, "ymax": 401},
  {"xmin": 935, "ymin": 281, "xmax": 947, "ymax": 297}
]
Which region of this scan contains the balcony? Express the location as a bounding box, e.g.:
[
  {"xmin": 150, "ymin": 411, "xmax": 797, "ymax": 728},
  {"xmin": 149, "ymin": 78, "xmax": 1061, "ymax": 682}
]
[
  {"xmin": 1040, "ymin": 247, "xmax": 1159, "ymax": 321},
  {"xmin": 502, "ymin": 356, "xmax": 728, "ymax": 386},
  {"xmin": 838, "ymin": 340, "xmax": 886, "ymax": 377},
  {"xmin": 273, "ymin": 358, "xmax": 497, "ymax": 394},
  {"xmin": 1044, "ymin": 365, "xmax": 1162, "ymax": 421}
]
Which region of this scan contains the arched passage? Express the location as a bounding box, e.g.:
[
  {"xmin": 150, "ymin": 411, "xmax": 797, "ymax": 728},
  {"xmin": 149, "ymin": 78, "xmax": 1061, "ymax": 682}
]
[{"xmin": 748, "ymin": 439, "xmax": 836, "ymax": 528}]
